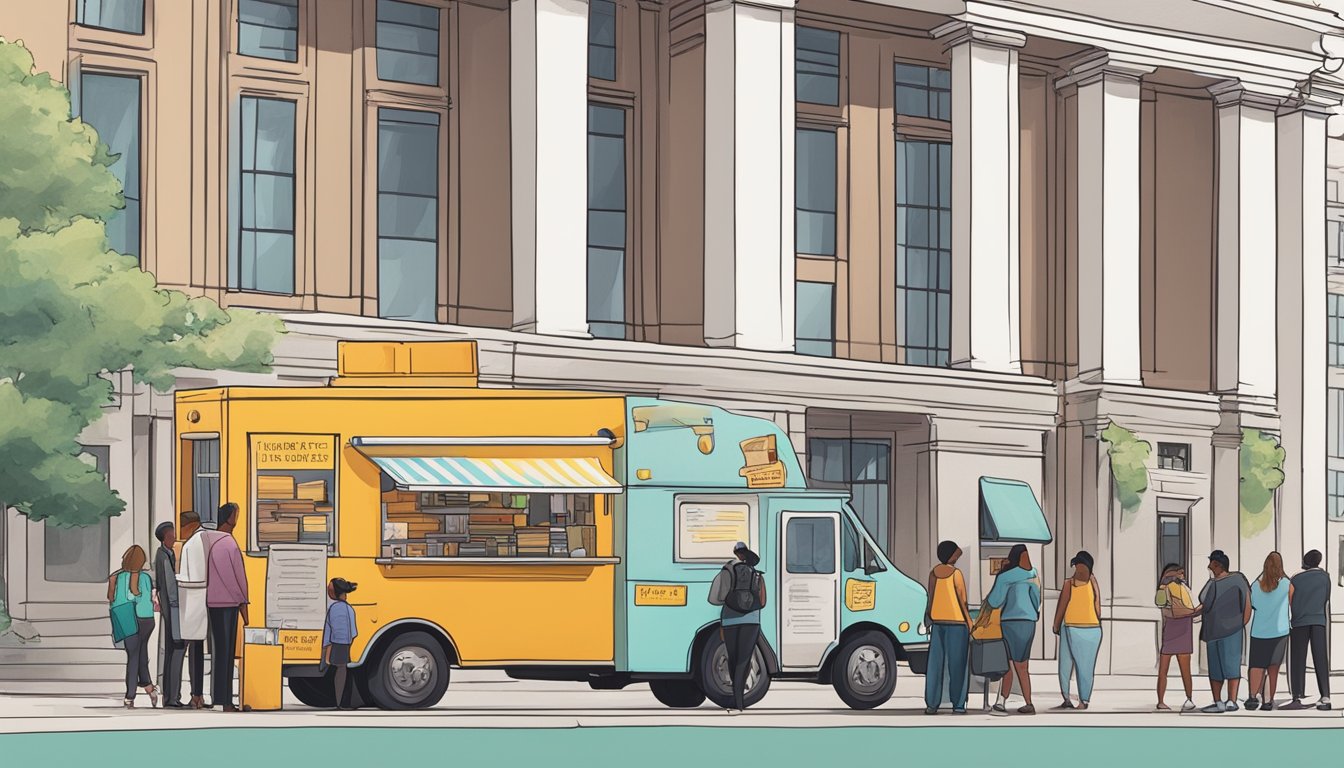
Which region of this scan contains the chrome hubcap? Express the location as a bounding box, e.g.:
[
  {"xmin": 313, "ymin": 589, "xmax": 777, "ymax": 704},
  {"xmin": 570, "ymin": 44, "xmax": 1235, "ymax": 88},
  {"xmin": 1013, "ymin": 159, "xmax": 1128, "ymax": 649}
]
[
  {"xmin": 388, "ymin": 645, "xmax": 434, "ymax": 699},
  {"xmin": 846, "ymin": 644, "xmax": 888, "ymax": 694},
  {"xmin": 712, "ymin": 646, "xmax": 763, "ymax": 694}
]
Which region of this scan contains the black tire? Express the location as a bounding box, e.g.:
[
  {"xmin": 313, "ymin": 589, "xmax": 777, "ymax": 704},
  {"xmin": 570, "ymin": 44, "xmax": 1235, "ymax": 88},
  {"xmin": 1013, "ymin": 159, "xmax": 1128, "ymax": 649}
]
[
  {"xmin": 830, "ymin": 630, "xmax": 898, "ymax": 709},
  {"xmin": 649, "ymin": 679, "xmax": 707, "ymax": 708},
  {"xmin": 365, "ymin": 631, "xmax": 451, "ymax": 710},
  {"xmin": 696, "ymin": 629, "xmax": 771, "ymax": 709},
  {"xmin": 287, "ymin": 675, "xmax": 335, "ymax": 708},
  {"xmin": 288, "ymin": 670, "xmax": 371, "ymax": 709}
]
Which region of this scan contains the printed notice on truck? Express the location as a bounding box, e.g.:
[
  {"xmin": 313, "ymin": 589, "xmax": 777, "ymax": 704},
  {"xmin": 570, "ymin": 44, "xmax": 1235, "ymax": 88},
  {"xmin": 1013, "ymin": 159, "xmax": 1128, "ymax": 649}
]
[
  {"xmin": 265, "ymin": 544, "xmax": 328, "ymax": 630},
  {"xmin": 676, "ymin": 501, "xmax": 752, "ymax": 562}
]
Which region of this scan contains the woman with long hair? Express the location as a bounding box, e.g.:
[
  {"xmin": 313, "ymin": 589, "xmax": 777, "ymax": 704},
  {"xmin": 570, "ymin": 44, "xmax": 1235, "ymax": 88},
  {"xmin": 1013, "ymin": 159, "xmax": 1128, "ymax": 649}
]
[
  {"xmin": 1246, "ymin": 551, "xmax": 1293, "ymax": 711},
  {"xmin": 108, "ymin": 544, "xmax": 158, "ymax": 709},
  {"xmin": 1154, "ymin": 563, "xmax": 1196, "ymax": 711},
  {"xmin": 985, "ymin": 544, "xmax": 1042, "ymax": 716}
]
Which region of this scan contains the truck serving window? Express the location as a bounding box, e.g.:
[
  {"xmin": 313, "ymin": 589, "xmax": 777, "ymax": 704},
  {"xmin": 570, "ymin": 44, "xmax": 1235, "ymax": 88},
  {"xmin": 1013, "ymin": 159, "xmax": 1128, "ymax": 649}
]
[
  {"xmin": 380, "ymin": 477, "xmax": 599, "ymax": 559},
  {"xmin": 251, "ymin": 434, "xmax": 338, "ymax": 554},
  {"xmin": 674, "ymin": 496, "xmax": 758, "ymax": 563}
]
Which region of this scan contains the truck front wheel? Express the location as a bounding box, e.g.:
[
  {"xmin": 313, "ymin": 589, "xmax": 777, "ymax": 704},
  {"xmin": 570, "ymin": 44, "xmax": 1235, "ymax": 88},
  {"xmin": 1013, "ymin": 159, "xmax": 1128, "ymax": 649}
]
[
  {"xmin": 649, "ymin": 679, "xmax": 706, "ymax": 708},
  {"xmin": 696, "ymin": 630, "xmax": 771, "ymax": 709},
  {"xmin": 830, "ymin": 630, "xmax": 897, "ymax": 709},
  {"xmin": 366, "ymin": 631, "xmax": 450, "ymax": 710}
]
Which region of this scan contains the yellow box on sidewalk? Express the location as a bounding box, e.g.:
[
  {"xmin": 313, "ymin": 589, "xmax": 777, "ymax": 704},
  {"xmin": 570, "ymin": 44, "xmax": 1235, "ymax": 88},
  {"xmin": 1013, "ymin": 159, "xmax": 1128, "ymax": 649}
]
[{"xmin": 241, "ymin": 642, "xmax": 284, "ymax": 711}]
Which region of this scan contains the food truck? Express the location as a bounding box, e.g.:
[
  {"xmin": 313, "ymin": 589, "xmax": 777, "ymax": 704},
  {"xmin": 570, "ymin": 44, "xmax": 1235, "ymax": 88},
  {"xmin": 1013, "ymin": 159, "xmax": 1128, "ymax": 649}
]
[{"xmin": 174, "ymin": 341, "xmax": 930, "ymax": 710}]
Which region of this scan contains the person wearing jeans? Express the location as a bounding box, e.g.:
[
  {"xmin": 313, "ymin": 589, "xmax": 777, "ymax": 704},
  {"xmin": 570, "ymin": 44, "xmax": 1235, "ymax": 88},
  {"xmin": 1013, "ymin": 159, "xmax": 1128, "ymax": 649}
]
[
  {"xmin": 923, "ymin": 540, "xmax": 973, "ymax": 714},
  {"xmin": 1283, "ymin": 549, "xmax": 1331, "ymax": 711},
  {"xmin": 108, "ymin": 545, "xmax": 159, "ymax": 709},
  {"xmin": 986, "ymin": 544, "xmax": 1042, "ymax": 716},
  {"xmin": 1053, "ymin": 550, "xmax": 1103, "ymax": 710}
]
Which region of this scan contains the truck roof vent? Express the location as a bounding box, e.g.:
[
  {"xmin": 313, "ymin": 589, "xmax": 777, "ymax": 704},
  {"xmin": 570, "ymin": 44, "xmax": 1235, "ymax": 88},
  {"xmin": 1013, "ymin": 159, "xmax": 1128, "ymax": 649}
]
[{"xmin": 332, "ymin": 341, "xmax": 479, "ymax": 387}]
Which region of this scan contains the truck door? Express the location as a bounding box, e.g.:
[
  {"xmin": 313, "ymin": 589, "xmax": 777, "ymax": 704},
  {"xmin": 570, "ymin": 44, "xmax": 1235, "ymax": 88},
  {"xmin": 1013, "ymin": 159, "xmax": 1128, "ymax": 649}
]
[{"xmin": 779, "ymin": 510, "xmax": 841, "ymax": 669}]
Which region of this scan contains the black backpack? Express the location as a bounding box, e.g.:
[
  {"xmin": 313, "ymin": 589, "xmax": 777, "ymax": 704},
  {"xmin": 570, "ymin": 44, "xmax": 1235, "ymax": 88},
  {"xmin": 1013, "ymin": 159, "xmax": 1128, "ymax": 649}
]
[{"xmin": 725, "ymin": 562, "xmax": 765, "ymax": 613}]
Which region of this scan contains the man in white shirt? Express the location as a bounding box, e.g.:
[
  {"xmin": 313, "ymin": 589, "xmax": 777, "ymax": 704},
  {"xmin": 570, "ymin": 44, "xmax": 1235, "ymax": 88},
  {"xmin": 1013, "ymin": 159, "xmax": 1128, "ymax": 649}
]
[{"xmin": 177, "ymin": 510, "xmax": 220, "ymax": 709}]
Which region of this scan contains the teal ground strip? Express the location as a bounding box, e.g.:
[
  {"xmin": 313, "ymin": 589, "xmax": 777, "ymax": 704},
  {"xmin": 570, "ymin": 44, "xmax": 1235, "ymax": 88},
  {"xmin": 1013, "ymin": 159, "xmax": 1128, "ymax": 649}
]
[{"xmin": 0, "ymin": 726, "xmax": 1338, "ymax": 767}]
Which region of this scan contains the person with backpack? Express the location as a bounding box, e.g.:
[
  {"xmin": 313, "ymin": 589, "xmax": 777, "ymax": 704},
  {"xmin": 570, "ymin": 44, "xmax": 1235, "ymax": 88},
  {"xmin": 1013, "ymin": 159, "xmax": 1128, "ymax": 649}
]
[{"xmin": 708, "ymin": 541, "xmax": 767, "ymax": 713}]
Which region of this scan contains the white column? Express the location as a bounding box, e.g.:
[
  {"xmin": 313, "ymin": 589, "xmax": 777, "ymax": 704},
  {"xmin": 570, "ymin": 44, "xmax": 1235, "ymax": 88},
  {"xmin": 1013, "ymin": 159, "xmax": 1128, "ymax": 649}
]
[
  {"xmin": 1276, "ymin": 97, "xmax": 1331, "ymax": 560},
  {"xmin": 1211, "ymin": 82, "xmax": 1280, "ymax": 397},
  {"xmin": 510, "ymin": 0, "xmax": 590, "ymax": 337},
  {"xmin": 1067, "ymin": 57, "xmax": 1152, "ymax": 384},
  {"xmin": 703, "ymin": 0, "xmax": 796, "ymax": 351},
  {"xmin": 938, "ymin": 23, "xmax": 1024, "ymax": 373}
]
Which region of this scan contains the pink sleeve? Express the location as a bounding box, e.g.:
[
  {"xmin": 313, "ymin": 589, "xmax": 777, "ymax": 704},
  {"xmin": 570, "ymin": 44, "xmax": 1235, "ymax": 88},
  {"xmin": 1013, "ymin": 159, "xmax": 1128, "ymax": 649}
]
[{"xmin": 231, "ymin": 542, "xmax": 250, "ymax": 604}]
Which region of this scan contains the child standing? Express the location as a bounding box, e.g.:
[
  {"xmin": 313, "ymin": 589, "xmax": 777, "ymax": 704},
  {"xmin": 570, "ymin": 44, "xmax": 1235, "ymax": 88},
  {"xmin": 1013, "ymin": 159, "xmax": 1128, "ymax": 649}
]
[{"xmin": 322, "ymin": 578, "xmax": 358, "ymax": 709}]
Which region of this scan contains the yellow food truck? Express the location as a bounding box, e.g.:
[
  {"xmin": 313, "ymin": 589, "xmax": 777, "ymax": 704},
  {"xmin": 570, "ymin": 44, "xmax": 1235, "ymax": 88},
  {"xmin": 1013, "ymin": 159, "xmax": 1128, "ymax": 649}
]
[{"xmin": 175, "ymin": 341, "xmax": 931, "ymax": 710}]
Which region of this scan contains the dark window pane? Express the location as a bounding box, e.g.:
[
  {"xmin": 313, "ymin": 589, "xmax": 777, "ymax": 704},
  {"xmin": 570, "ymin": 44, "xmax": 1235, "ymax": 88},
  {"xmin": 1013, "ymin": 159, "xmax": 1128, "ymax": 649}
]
[
  {"xmin": 795, "ymin": 26, "xmax": 840, "ymax": 106},
  {"xmin": 77, "ymin": 0, "xmax": 145, "ymax": 34},
  {"xmin": 786, "ymin": 517, "xmax": 836, "ymax": 574},
  {"xmin": 796, "ymin": 281, "xmax": 835, "ymax": 357},
  {"xmin": 796, "ymin": 129, "xmax": 837, "ymax": 256},
  {"xmin": 378, "ymin": 108, "xmax": 439, "ymax": 322},
  {"xmin": 589, "ymin": 0, "xmax": 617, "ymax": 80},
  {"xmin": 587, "ymin": 105, "xmax": 627, "ymax": 336},
  {"xmin": 231, "ymin": 96, "xmax": 297, "ymax": 293},
  {"xmin": 894, "ymin": 62, "xmax": 951, "ymax": 121},
  {"xmin": 79, "ymin": 72, "xmax": 142, "ymax": 257},
  {"xmin": 238, "ymin": 0, "xmax": 299, "ymax": 62},
  {"xmin": 376, "ymin": 1, "xmax": 440, "ymax": 85}
]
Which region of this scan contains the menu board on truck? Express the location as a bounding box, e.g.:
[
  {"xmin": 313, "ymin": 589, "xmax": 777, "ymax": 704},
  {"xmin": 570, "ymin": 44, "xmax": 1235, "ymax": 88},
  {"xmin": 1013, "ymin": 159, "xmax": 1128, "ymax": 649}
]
[{"xmin": 265, "ymin": 544, "xmax": 328, "ymax": 630}]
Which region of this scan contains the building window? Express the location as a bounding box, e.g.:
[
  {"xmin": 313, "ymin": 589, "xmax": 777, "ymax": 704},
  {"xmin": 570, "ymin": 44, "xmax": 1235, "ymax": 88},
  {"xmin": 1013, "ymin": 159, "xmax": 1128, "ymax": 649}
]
[
  {"xmin": 896, "ymin": 140, "xmax": 952, "ymax": 367},
  {"xmin": 44, "ymin": 446, "xmax": 112, "ymax": 583},
  {"xmin": 587, "ymin": 104, "xmax": 627, "ymax": 339},
  {"xmin": 588, "ymin": 0, "xmax": 617, "ymax": 81},
  {"xmin": 230, "ymin": 96, "xmax": 296, "ymax": 294},
  {"xmin": 1157, "ymin": 511, "xmax": 1188, "ymax": 571},
  {"xmin": 894, "ymin": 63, "xmax": 951, "ymax": 121},
  {"xmin": 796, "ymin": 26, "xmax": 840, "ymax": 106},
  {"xmin": 1157, "ymin": 442, "xmax": 1191, "ymax": 472},
  {"xmin": 1332, "ymin": 389, "xmax": 1344, "ymax": 459},
  {"xmin": 808, "ymin": 437, "xmax": 890, "ymax": 547},
  {"xmin": 238, "ymin": 0, "xmax": 299, "ymax": 62},
  {"xmin": 77, "ymin": 72, "xmax": 142, "ymax": 259},
  {"xmin": 1330, "ymin": 220, "xmax": 1344, "ymax": 266},
  {"xmin": 76, "ymin": 0, "xmax": 145, "ymax": 35},
  {"xmin": 796, "ymin": 128, "xmax": 837, "ymax": 256},
  {"xmin": 1331, "ymin": 294, "xmax": 1344, "ymax": 367},
  {"xmin": 376, "ymin": 0, "xmax": 440, "ymax": 86},
  {"xmin": 796, "ymin": 281, "xmax": 835, "ymax": 357},
  {"xmin": 1331, "ymin": 470, "xmax": 1344, "ymax": 520},
  {"xmin": 377, "ymin": 108, "xmax": 440, "ymax": 322}
]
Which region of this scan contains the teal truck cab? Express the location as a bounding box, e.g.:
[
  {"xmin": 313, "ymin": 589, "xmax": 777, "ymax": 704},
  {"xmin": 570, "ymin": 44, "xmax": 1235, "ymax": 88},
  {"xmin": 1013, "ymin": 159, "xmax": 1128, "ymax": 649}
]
[{"xmin": 577, "ymin": 398, "xmax": 930, "ymax": 709}]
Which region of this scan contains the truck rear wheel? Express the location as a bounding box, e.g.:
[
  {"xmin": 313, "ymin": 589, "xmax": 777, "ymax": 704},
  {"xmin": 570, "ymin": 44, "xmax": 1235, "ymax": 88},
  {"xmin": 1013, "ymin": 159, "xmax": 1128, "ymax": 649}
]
[
  {"xmin": 366, "ymin": 631, "xmax": 450, "ymax": 710},
  {"xmin": 830, "ymin": 630, "xmax": 897, "ymax": 709},
  {"xmin": 696, "ymin": 630, "xmax": 770, "ymax": 709},
  {"xmin": 649, "ymin": 679, "xmax": 706, "ymax": 708}
]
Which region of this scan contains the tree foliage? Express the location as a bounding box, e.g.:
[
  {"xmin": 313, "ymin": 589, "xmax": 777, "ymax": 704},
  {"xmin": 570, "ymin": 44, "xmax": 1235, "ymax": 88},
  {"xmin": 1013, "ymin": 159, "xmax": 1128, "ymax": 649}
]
[
  {"xmin": 0, "ymin": 38, "xmax": 283, "ymax": 526},
  {"xmin": 1240, "ymin": 428, "xmax": 1285, "ymax": 538},
  {"xmin": 1101, "ymin": 421, "xmax": 1151, "ymax": 521}
]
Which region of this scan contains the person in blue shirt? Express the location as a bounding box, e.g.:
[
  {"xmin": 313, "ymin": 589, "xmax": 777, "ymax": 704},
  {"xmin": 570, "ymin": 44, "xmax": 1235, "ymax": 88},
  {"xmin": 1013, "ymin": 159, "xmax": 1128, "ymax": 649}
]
[
  {"xmin": 1245, "ymin": 551, "xmax": 1292, "ymax": 711},
  {"xmin": 986, "ymin": 543, "xmax": 1042, "ymax": 716},
  {"xmin": 322, "ymin": 578, "xmax": 359, "ymax": 709}
]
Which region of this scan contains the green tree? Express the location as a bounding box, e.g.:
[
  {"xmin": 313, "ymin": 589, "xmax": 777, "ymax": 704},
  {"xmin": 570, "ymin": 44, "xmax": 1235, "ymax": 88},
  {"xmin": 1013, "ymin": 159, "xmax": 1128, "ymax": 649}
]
[{"xmin": 0, "ymin": 39, "xmax": 281, "ymax": 540}]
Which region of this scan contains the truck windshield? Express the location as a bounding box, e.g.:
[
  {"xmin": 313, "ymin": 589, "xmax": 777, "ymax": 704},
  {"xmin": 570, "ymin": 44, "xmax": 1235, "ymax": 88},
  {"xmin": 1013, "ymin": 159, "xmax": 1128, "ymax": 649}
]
[{"xmin": 842, "ymin": 504, "xmax": 886, "ymax": 574}]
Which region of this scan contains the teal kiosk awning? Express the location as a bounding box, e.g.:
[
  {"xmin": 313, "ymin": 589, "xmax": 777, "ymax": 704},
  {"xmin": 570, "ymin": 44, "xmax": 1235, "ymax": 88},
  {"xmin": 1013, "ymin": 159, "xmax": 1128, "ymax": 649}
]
[{"xmin": 979, "ymin": 477, "xmax": 1052, "ymax": 543}]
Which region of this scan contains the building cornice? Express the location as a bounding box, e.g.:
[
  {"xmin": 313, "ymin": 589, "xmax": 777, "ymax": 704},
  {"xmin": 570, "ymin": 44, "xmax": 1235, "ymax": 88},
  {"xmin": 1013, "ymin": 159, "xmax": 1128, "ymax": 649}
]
[{"xmin": 932, "ymin": 19, "xmax": 1026, "ymax": 50}]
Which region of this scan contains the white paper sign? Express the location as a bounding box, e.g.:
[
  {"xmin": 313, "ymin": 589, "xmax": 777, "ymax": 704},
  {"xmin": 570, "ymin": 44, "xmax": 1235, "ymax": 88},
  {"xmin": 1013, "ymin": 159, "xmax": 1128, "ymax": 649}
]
[{"xmin": 265, "ymin": 544, "xmax": 328, "ymax": 630}]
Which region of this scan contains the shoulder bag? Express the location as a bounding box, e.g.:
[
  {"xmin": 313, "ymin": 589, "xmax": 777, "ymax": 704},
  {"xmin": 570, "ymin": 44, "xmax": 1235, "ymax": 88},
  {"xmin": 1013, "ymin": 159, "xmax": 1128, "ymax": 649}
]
[{"xmin": 108, "ymin": 572, "xmax": 138, "ymax": 643}]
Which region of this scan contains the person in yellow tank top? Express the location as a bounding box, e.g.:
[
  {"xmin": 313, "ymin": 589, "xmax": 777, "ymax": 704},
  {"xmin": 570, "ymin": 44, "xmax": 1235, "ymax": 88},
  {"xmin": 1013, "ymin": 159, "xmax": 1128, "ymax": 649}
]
[
  {"xmin": 923, "ymin": 540, "xmax": 973, "ymax": 715},
  {"xmin": 1051, "ymin": 550, "xmax": 1102, "ymax": 710}
]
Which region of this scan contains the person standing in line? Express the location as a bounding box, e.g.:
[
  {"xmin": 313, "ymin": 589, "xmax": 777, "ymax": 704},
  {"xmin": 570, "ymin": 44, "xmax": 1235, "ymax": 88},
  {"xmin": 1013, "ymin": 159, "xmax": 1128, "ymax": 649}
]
[
  {"xmin": 1154, "ymin": 563, "xmax": 1197, "ymax": 712},
  {"xmin": 1245, "ymin": 551, "xmax": 1291, "ymax": 711},
  {"xmin": 1052, "ymin": 550, "xmax": 1103, "ymax": 711},
  {"xmin": 153, "ymin": 522, "xmax": 186, "ymax": 708},
  {"xmin": 176, "ymin": 511, "xmax": 213, "ymax": 709},
  {"xmin": 1197, "ymin": 549, "xmax": 1252, "ymax": 713},
  {"xmin": 986, "ymin": 544, "xmax": 1042, "ymax": 716},
  {"xmin": 1282, "ymin": 549, "xmax": 1331, "ymax": 711},
  {"xmin": 707, "ymin": 541, "xmax": 766, "ymax": 713},
  {"xmin": 108, "ymin": 545, "xmax": 159, "ymax": 709},
  {"xmin": 206, "ymin": 502, "xmax": 249, "ymax": 713},
  {"xmin": 321, "ymin": 578, "xmax": 360, "ymax": 709},
  {"xmin": 923, "ymin": 540, "xmax": 973, "ymax": 715}
]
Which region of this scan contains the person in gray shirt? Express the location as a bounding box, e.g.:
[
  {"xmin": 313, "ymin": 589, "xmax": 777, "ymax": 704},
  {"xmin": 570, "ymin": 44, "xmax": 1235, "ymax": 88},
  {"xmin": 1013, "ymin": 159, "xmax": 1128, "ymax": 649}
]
[
  {"xmin": 153, "ymin": 522, "xmax": 186, "ymax": 708},
  {"xmin": 1281, "ymin": 550, "xmax": 1331, "ymax": 711},
  {"xmin": 1197, "ymin": 550, "xmax": 1252, "ymax": 713}
]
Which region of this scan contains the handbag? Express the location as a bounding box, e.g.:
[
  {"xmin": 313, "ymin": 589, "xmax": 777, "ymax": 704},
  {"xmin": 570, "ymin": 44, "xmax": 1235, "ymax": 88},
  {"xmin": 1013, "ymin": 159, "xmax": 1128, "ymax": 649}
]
[{"xmin": 108, "ymin": 572, "xmax": 139, "ymax": 643}]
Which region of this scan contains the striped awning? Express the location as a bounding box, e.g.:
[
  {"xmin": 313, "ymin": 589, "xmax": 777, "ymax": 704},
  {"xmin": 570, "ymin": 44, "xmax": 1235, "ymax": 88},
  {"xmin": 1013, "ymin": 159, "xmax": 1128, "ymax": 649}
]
[{"xmin": 365, "ymin": 455, "xmax": 622, "ymax": 494}]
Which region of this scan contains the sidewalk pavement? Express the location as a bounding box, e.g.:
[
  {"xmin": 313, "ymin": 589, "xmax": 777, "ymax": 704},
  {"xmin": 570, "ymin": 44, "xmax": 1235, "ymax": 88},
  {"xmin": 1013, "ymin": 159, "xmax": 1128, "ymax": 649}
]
[{"xmin": 0, "ymin": 667, "xmax": 1339, "ymax": 734}]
